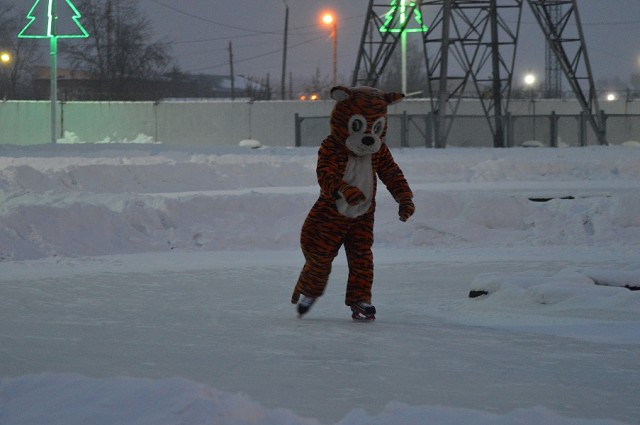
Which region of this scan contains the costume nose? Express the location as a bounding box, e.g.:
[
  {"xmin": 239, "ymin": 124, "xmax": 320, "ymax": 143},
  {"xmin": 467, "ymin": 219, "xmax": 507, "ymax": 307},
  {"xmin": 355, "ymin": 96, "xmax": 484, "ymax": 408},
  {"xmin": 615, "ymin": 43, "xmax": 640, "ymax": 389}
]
[{"xmin": 362, "ymin": 136, "xmax": 375, "ymax": 146}]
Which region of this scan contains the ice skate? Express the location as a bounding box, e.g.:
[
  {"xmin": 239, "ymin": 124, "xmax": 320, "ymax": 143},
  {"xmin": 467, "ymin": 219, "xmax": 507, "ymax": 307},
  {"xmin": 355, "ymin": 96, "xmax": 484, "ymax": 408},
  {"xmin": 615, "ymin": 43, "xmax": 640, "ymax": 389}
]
[
  {"xmin": 297, "ymin": 296, "xmax": 317, "ymax": 317},
  {"xmin": 350, "ymin": 302, "xmax": 376, "ymax": 321}
]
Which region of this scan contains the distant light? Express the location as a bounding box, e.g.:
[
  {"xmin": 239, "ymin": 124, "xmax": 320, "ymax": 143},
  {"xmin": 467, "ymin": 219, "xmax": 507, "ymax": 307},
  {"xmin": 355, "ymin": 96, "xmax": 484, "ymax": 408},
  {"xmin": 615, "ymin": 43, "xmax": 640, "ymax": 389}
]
[
  {"xmin": 299, "ymin": 93, "xmax": 319, "ymax": 101},
  {"xmin": 524, "ymin": 73, "xmax": 536, "ymax": 86},
  {"xmin": 0, "ymin": 52, "xmax": 10, "ymax": 63},
  {"xmin": 606, "ymin": 93, "xmax": 617, "ymax": 101}
]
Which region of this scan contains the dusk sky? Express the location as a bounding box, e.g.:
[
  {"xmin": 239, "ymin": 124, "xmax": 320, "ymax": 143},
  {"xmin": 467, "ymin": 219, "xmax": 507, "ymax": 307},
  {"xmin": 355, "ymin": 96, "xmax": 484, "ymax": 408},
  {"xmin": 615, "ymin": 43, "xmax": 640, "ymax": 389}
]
[{"xmin": 8, "ymin": 0, "xmax": 640, "ymax": 89}]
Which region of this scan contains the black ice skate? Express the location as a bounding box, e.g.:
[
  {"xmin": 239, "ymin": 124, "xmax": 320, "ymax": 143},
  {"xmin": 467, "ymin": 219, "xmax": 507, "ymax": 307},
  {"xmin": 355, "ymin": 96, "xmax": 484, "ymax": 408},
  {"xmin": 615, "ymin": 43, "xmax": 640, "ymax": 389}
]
[
  {"xmin": 297, "ymin": 296, "xmax": 317, "ymax": 317},
  {"xmin": 350, "ymin": 302, "xmax": 376, "ymax": 321}
]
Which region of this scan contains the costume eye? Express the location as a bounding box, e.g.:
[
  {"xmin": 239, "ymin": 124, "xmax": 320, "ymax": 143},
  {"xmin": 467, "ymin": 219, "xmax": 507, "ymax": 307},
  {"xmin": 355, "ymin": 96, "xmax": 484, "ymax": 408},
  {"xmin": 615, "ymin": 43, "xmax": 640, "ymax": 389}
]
[
  {"xmin": 372, "ymin": 117, "xmax": 385, "ymax": 135},
  {"xmin": 348, "ymin": 115, "xmax": 366, "ymax": 134}
]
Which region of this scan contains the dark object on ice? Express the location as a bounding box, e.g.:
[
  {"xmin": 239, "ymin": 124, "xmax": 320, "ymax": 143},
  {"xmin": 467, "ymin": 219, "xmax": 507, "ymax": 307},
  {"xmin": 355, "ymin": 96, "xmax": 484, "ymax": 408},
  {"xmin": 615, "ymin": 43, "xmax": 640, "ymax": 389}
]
[
  {"xmin": 528, "ymin": 196, "xmax": 575, "ymax": 203},
  {"xmin": 592, "ymin": 281, "xmax": 640, "ymax": 291},
  {"xmin": 468, "ymin": 290, "xmax": 489, "ymax": 298}
]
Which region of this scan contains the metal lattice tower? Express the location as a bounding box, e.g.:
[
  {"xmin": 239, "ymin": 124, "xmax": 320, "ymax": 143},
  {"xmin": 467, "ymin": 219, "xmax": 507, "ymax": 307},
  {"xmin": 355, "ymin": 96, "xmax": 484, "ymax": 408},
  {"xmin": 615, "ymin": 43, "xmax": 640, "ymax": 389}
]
[
  {"xmin": 352, "ymin": 0, "xmax": 607, "ymax": 147},
  {"xmin": 420, "ymin": 0, "xmax": 523, "ymax": 148},
  {"xmin": 527, "ymin": 0, "xmax": 606, "ymax": 144}
]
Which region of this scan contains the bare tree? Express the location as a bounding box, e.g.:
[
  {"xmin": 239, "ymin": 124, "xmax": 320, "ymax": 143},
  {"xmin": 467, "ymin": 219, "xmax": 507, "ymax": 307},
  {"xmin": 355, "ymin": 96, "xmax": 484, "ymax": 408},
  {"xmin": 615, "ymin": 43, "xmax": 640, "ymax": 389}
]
[
  {"xmin": 0, "ymin": 1, "xmax": 43, "ymax": 99},
  {"xmin": 63, "ymin": 0, "xmax": 172, "ymax": 99}
]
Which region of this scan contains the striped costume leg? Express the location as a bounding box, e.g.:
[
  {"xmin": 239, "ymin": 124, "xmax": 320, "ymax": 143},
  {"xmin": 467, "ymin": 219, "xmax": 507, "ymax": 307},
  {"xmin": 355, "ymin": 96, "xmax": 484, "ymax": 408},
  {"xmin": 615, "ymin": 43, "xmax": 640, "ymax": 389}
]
[
  {"xmin": 291, "ymin": 203, "xmax": 349, "ymax": 304},
  {"xmin": 343, "ymin": 211, "xmax": 375, "ymax": 306}
]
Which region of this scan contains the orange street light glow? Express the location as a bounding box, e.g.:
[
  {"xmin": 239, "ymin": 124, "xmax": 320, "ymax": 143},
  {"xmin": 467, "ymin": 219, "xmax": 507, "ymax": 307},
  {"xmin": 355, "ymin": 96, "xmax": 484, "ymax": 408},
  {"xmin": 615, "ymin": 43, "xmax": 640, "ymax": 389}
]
[{"xmin": 322, "ymin": 13, "xmax": 334, "ymax": 25}]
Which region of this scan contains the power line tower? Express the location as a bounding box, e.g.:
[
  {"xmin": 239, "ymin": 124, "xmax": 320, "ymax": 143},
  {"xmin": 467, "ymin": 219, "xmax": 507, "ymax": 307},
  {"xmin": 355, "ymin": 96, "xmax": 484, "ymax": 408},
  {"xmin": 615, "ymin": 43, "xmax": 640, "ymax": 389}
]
[
  {"xmin": 420, "ymin": 0, "xmax": 523, "ymax": 148},
  {"xmin": 352, "ymin": 0, "xmax": 607, "ymax": 147},
  {"xmin": 527, "ymin": 0, "xmax": 606, "ymax": 145}
]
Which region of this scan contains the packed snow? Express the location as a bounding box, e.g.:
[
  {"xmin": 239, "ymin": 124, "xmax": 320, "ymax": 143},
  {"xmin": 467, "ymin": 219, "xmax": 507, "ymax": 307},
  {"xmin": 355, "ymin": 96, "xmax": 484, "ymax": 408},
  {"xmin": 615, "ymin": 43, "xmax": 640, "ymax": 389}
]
[{"xmin": 1, "ymin": 141, "xmax": 639, "ymax": 425}]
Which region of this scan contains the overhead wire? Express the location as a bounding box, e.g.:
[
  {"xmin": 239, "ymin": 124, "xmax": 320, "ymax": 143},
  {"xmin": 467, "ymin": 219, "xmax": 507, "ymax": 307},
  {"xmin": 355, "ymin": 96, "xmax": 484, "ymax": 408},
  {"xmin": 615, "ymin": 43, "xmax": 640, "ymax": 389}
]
[{"xmin": 143, "ymin": 1, "xmax": 366, "ymax": 74}]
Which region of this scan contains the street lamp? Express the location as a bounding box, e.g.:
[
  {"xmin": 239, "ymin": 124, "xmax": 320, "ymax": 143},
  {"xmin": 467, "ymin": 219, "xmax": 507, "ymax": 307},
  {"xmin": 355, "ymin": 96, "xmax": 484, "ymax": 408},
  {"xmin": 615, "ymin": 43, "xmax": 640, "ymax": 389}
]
[
  {"xmin": 524, "ymin": 72, "xmax": 537, "ymax": 141},
  {"xmin": 321, "ymin": 11, "xmax": 337, "ymax": 87},
  {"xmin": 1, "ymin": 51, "xmax": 11, "ymax": 100}
]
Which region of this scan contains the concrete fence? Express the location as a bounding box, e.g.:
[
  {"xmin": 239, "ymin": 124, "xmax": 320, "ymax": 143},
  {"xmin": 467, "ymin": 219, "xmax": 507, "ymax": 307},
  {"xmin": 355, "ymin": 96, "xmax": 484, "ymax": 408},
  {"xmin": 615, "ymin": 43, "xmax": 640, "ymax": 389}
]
[{"xmin": 1, "ymin": 98, "xmax": 639, "ymax": 147}]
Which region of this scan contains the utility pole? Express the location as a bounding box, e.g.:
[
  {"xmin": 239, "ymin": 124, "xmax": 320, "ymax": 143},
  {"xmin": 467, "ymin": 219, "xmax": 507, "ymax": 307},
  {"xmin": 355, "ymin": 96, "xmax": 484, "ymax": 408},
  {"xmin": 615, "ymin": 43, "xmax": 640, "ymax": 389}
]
[
  {"xmin": 50, "ymin": 0, "xmax": 58, "ymax": 144},
  {"xmin": 228, "ymin": 41, "xmax": 235, "ymax": 100},
  {"xmin": 281, "ymin": 1, "xmax": 289, "ymax": 100}
]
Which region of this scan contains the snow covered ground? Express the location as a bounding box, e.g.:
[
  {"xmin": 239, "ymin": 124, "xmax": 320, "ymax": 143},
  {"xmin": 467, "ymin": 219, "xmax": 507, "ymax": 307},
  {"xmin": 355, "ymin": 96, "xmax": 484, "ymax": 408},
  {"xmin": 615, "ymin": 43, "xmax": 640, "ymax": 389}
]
[{"xmin": 1, "ymin": 142, "xmax": 639, "ymax": 424}]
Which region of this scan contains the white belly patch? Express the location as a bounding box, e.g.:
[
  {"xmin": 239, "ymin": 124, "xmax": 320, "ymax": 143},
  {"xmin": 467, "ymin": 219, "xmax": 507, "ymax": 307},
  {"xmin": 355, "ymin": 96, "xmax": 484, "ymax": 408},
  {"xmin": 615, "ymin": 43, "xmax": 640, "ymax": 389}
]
[{"xmin": 336, "ymin": 155, "xmax": 374, "ymax": 218}]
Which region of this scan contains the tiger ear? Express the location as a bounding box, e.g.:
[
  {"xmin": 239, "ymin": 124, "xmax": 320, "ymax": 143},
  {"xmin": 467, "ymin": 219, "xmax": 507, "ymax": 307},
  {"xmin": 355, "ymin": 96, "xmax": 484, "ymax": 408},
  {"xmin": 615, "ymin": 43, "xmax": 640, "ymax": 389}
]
[
  {"xmin": 385, "ymin": 92, "xmax": 405, "ymax": 105},
  {"xmin": 331, "ymin": 86, "xmax": 352, "ymax": 102}
]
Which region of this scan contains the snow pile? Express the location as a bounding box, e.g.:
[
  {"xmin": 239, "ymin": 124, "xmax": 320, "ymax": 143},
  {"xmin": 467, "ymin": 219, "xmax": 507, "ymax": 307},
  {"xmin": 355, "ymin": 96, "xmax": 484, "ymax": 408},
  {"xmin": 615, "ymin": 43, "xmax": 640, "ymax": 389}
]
[
  {"xmin": 0, "ymin": 374, "xmax": 320, "ymax": 425},
  {"xmin": 1, "ymin": 145, "xmax": 639, "ymax": 261},
  {"xmin": 57, "ymin": 131, "xmax": 159, "ymax": 144},
  {"xmin": 469, "ymin": 266, "xmax": 640, "ymax": 317},
  {"xmin": 0, "ymin": 375, "xmax": 630, "ymax": 425}
]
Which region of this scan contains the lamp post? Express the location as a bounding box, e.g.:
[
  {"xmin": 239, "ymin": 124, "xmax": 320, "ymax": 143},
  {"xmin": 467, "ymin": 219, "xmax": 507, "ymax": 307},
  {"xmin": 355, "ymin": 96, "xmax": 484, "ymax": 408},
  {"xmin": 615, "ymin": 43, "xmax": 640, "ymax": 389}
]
[
  {"xmin": 321, "ymin": 11, "xmax": 337, "ymax": 87},
  {"xmin": 524, "ymin": 72, "xmax": 537, "ymax": 141},
  {"xmin": 0, "ymin": 51, "xmax": 11, "ymax": 100}
]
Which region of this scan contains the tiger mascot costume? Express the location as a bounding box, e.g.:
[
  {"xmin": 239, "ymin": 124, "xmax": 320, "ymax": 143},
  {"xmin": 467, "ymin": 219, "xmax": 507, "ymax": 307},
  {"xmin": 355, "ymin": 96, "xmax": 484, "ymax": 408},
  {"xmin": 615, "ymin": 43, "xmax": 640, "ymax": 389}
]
[{"xmin": 291, "ymin": 85, "xmax": 415, "ymax": 321}]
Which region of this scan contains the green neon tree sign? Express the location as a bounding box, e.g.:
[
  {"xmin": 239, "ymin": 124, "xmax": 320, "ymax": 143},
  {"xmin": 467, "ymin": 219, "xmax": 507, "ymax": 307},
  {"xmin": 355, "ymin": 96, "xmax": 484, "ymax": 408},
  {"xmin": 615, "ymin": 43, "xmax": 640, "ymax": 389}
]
[
  {"xmin": 18, "ymin": 0, "xmax": 89, "ymax": 39},
  {"xmin": 17, "ymin": 0, "xmax": 89, "ymax": 144},
  {"xmin": 380, "ymin": 0, "xmax": 428, "ymax": 33}
]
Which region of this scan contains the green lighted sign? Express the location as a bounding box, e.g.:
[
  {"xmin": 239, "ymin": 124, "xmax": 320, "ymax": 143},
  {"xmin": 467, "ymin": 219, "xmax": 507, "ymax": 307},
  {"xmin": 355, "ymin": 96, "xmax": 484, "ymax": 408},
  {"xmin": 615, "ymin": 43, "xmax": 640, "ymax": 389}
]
[
  {"xmin": 380, "ymin": 0, "xmax": 428, "ymax": 33},
  {"xmin": 18, "ymin": 0, "xmax": 89, "ymax": 39},
  {"xmin": 17, "ymin": 0, "xmax": 89, "ymax": 144}
]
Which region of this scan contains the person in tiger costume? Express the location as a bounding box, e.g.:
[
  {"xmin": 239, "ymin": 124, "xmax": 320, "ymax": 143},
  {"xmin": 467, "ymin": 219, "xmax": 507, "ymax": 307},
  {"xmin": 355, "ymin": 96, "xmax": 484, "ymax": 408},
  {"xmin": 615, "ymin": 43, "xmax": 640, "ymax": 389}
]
[{"xmin": 291, "ymin": 85, "xmax": 415, "ymax": 321}]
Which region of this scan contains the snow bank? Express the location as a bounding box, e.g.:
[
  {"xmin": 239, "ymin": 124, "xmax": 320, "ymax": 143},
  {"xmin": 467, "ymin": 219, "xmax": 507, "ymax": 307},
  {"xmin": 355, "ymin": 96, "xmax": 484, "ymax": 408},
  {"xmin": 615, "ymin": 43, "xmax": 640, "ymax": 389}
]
[
  {"xmin": 1, "ymin": 145, "xmax": 639, "ymax": 261},
  {"xmin": 0, "ymin": 374, "xmax": 630, "ymax": 425}
]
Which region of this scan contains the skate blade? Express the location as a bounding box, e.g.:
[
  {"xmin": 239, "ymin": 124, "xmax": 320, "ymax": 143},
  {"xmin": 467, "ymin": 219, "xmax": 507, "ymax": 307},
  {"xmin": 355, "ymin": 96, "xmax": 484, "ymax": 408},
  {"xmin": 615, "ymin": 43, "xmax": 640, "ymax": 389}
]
[{"xmin": 351, "ymin": 312, "xmax": 376, "ymax": 322}]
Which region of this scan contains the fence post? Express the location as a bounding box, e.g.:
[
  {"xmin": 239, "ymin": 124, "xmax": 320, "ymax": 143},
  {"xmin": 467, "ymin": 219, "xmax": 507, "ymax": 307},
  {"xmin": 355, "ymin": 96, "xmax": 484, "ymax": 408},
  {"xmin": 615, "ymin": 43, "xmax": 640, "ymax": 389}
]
[
  {"xmin": 59, "ymin": 101, "xmax": 65, "ymax": 140},
  {"xmin": 425, "ymin": 111, "xmax": 434, "ymax": 148},
  {"xmin": 294, "ymin": 113, "xmax": 302, "ymax": 147},
  {"xmin": 550, "ymin": 111, "xmax": 558, "ymax": 147},
  {"xmin": 578, "ymin": 111, "xmax": 587, "ymax": 146},
  {"xmin": 401, "ymin": 111, "xmax": 408, "ymax": 147},
  {"xmin": 599, "ymin": 110, "xmax": 608, "ymax": 146},
  {"xmin": 505, "ymin": 112, "xmax": 513, "ymax": 147}
]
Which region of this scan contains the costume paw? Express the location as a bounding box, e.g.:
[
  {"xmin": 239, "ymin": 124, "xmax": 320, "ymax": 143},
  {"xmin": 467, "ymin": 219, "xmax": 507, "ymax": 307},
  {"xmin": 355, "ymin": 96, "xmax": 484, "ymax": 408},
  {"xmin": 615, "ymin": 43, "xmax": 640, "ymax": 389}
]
[
  {"xmin": 399, "ymin": 200, "xmax": 415, "ymax": 222},
  {"xmin": 340, "ymin": 184, "xmax": 366, "ymax": 206}
]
